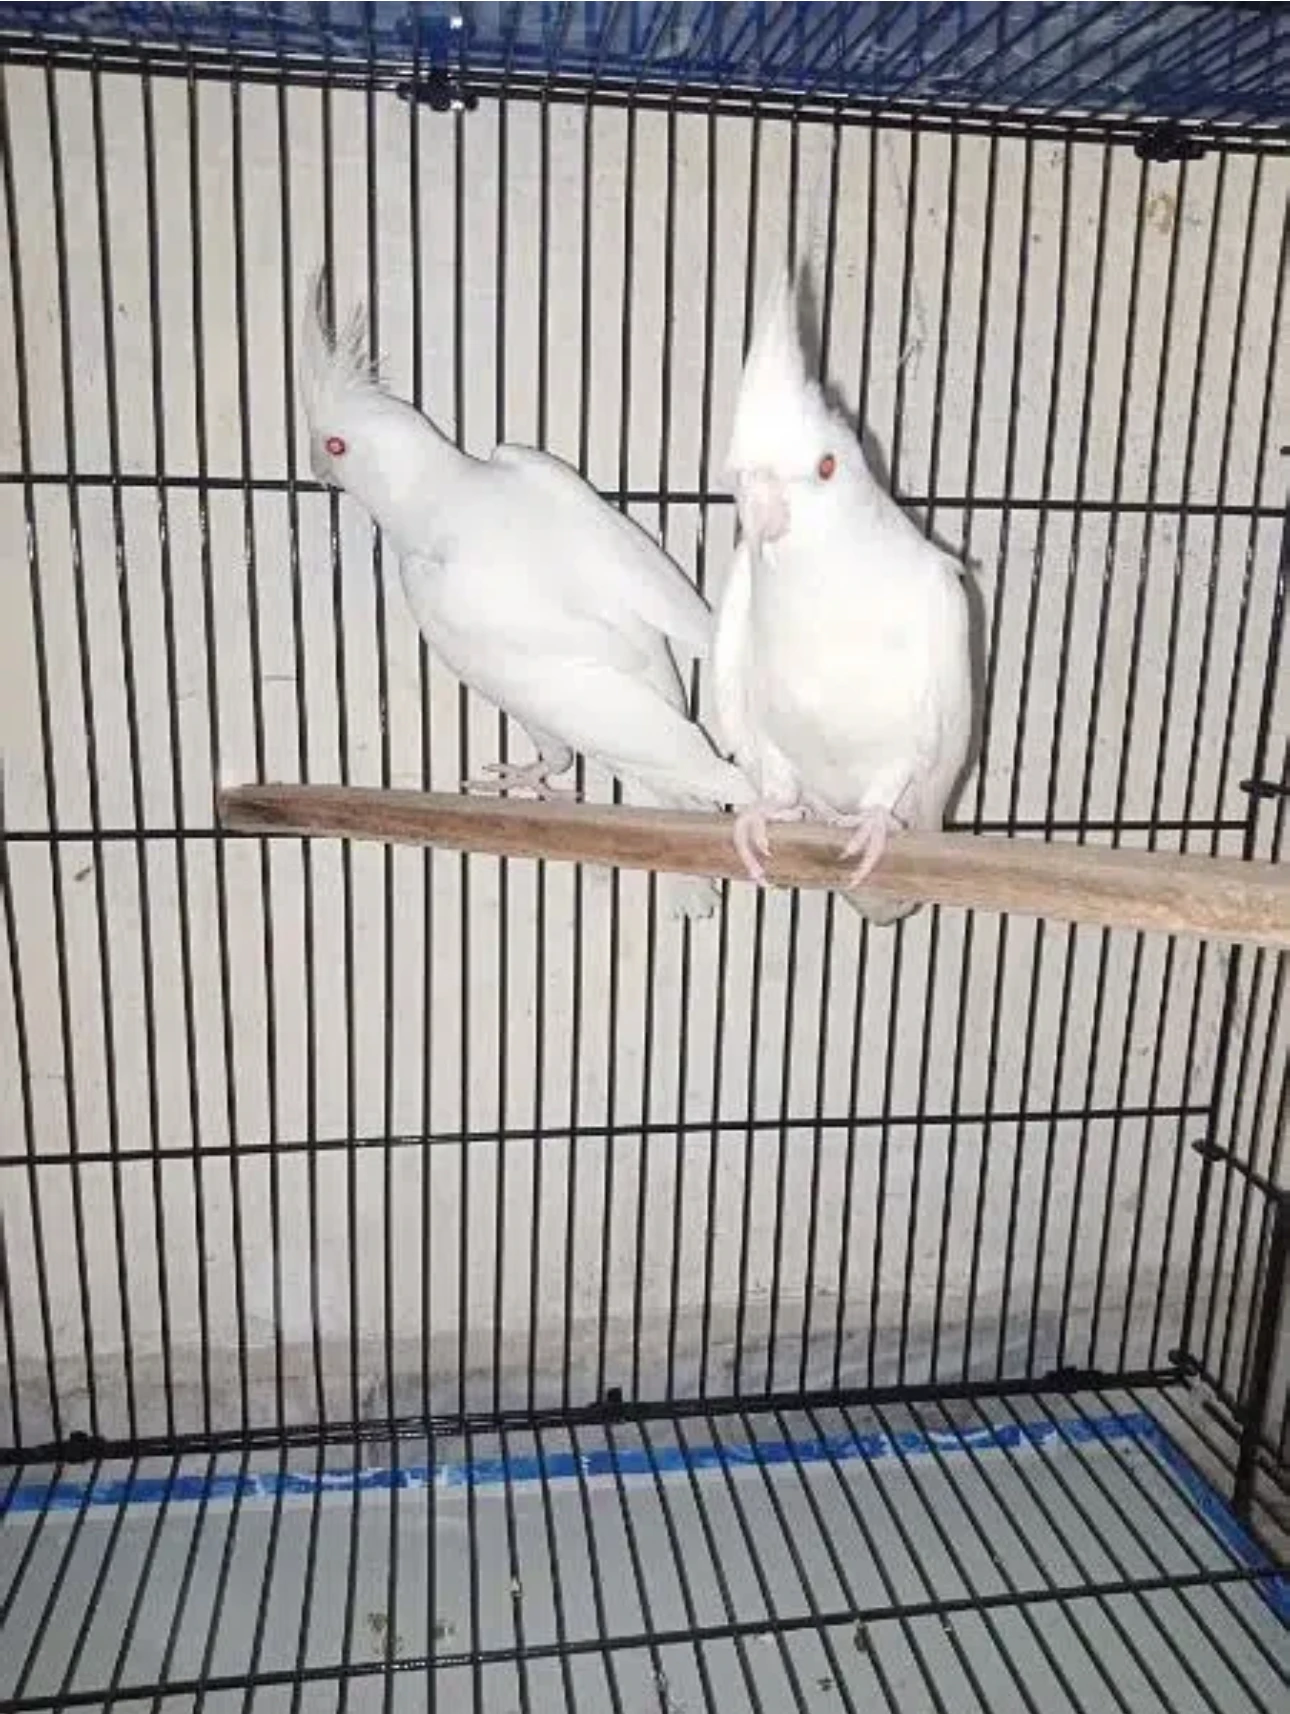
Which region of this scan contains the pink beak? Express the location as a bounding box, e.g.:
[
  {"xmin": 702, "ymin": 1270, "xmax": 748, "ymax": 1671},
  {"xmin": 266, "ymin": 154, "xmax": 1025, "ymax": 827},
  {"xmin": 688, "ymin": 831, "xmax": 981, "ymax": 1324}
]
[{"xmin": 737, "ymin": 469, "xmax": 790, "ymax": 545}]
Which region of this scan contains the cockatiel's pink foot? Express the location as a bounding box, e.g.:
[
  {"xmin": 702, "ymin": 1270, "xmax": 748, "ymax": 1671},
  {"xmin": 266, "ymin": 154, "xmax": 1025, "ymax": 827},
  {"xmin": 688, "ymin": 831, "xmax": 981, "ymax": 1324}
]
[
  {"xmin": 836, "ymin": 805, "xmax": 904, "ymax": 887},
  {"xmin": 732, "ymin": 801, "xmax": 807, "ymax": 885},
  {"xmin": 464, "ymin": 760, "xmax": 577, "ymax": 801}
]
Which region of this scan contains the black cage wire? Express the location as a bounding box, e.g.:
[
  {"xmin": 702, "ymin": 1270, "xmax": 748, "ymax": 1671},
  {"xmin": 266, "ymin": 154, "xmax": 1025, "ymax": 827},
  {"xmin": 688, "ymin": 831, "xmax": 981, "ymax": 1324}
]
[{"xmin": 0, "ymin": 4, "xmax": 1287, "ymax": 1711}]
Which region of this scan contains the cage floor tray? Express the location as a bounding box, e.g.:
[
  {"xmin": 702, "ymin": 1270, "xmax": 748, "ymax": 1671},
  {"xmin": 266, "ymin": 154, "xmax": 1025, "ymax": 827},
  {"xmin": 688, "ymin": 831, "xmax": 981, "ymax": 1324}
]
[{"xmin": 1, "ymin": 1390, "xmax": 1285, "ymax": 1714}]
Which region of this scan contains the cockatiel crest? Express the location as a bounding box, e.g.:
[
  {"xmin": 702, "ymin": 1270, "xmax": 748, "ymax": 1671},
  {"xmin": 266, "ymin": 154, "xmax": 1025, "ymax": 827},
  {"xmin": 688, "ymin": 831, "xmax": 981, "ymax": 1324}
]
[
  {"xmin": 724, "ymin": 266, "xmax": 883, "ymax": 556},
  {"xmin": 726, "ymin": 267, "xmax": 837, "ymax": 479},
  {"xmin": 713, "ymin": 260, "xmax": 975, "ymax": 925},
  {"xmin": 298, "ymin": 270, "xmax": 374, "ymax": 422},
  {"xmin": 299, "ymin": 270, "xmax": 452, "ymax": 537}
]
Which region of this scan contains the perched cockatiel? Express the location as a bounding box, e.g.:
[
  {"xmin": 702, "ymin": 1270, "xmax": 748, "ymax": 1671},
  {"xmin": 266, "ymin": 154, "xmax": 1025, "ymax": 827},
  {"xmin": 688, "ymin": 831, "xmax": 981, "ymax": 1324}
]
[
  {"xmin": 300, "ymin": 272, "xmax": 752, "ymax": 918},
  {"xmin": 713, "ymin": 265, "xmax": 973, "ymax": 925}
]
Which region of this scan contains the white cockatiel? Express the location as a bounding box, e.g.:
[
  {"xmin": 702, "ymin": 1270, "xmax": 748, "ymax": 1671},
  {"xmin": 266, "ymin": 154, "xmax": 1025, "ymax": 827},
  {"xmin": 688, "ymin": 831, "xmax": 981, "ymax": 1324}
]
[
  {"xmin": 300, "ymin": 273, "xmax": 753, "ymax": 917},
  {"xmin": 713, "ymin": 265, "xmax": 973, "ymax": 925}
]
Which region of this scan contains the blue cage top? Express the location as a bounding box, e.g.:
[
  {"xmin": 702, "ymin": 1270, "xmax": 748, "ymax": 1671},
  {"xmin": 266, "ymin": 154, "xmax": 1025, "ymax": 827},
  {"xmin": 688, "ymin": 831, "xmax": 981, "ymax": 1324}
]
[{"xmin": 0, "ymin": 3, "xmax": 1286, "ymax": 131}]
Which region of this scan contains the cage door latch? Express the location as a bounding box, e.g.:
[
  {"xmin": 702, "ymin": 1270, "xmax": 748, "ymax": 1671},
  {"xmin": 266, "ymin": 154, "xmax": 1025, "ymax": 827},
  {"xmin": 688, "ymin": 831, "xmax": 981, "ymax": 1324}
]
[
  {"xmin": 1133, "ymin": 122, "xmax": 1208, "ymax": 163},
  {"xmin": 396, "ymin": 68, "xmax": 479, "ymax": 113}
]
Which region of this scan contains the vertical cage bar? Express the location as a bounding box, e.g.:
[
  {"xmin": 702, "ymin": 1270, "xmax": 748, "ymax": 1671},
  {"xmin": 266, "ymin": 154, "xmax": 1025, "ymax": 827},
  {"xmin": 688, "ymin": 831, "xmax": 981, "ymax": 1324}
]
[
  {"xmin": 1233, "ymin": 1193, "xmax": 1290, "ymax": 1518},
  {"xmin": 182, "ymin": 49, "xmax": 243, "ymax": 1440},
  {"xmin": 3, "ymin": 55, "xmax": 102, "ymax": 1444},
  {"xmin": 1183, "ymin": 306, "xmax": 1290, "ymax": 1377},
  {"xmin": 86, "ymin": 48, "xmax": 177, "ymax": 1438},
  {"xmin": 525, "ymin": 85, "xmax": 553, "ymax": 1420},
  {"xmin": 491, "ymin": 72, "xmax": 513, "ymax": 1424},
  {"xmin": 729, "ymin": 99, "xmax": 767, "ymax": 1400},
  {"xmin": 44, "ymin": 56, "xmax": 142, "ymax": 1435},
  {"xmin": 1083, "ymin": 146, "xmax": 1193, "ymax": 1372}
]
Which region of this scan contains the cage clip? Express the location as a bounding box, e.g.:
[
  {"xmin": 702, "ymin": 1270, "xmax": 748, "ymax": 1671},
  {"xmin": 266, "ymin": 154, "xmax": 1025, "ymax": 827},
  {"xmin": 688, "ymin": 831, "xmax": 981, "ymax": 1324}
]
[
  {"xmin": 1043, "ymin": 1364, "xmax": 1113, "ymax": 1390},
  {"xmin": 396, "ymin": 68, "xmax": 478, "ymax": 113},
  {"xmin": 1191, "ymin": 1138, "xmax": 1289, "ymax": 1203},
  {"xmin": 1239, "ymin": 776, "xmax": 1290, "ymax": 801},
  {"xmin": 1166, "ymin": 1348, "xmax": 1202, "ymax": 1377},
  {"xmin": 62, "ymin": 1429, "xmax": 106, "ymax": 1464},
  {"xmin": 1133, "ymin": 122, "xmax": 1207, "ymax": 164}
]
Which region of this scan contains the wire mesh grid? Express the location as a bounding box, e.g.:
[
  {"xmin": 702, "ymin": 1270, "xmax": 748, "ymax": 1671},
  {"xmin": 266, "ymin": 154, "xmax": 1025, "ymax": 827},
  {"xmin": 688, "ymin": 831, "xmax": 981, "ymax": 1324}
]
[
  {"xmin": 1, "ymin": 1388, "xmax": 1287, "ymax": 1714},
  {"xmin": 0, "ymin": 8, "xmax": 1287, "ymax": 1712},
  {"xmin": 0, "ymin": 4, "xmax": 1288, "ymax": 137},
  {"xmin": 3, "ymin": 38, "xmax": 1287, "ymax": 1442}
]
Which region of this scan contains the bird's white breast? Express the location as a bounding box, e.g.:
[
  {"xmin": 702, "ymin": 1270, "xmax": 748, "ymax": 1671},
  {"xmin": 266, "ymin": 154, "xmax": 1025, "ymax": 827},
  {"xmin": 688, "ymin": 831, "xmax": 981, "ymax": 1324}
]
[{"xmin": 750, "ymin": 538, "xmax": 950, "ymax": 809}]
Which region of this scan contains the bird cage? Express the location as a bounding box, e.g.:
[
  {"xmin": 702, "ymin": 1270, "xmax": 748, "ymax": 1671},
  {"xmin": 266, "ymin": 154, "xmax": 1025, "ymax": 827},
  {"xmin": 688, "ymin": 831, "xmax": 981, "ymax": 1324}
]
[{"xmin": 0, "ymin": 3, "xmax": 1287, "ymax": 1711}]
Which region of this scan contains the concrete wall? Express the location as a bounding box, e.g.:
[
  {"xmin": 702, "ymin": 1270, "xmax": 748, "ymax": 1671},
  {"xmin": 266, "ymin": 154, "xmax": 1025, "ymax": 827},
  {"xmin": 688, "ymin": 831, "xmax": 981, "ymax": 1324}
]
[{"xmin": 1, "ymin": 68, "xmax": 1286, "ymax": 1443}]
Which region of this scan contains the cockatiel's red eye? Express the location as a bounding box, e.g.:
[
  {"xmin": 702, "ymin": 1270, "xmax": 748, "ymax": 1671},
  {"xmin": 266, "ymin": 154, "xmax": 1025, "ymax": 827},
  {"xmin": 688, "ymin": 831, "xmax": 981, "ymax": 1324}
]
[
  {"xmin": 817, "ymin": 452, "xmax": 836, "ymax": 481},
  {"xmin": 325, "ymin": 435, "xmax": 347, "ymax": 456}
]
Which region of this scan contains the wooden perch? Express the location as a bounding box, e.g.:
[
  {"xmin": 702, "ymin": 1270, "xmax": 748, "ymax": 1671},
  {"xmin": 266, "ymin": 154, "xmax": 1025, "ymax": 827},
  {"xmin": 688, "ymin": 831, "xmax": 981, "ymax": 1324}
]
[{"xmin": 218, "ymin": 784, "xmax": 1290, "ymax": 951}]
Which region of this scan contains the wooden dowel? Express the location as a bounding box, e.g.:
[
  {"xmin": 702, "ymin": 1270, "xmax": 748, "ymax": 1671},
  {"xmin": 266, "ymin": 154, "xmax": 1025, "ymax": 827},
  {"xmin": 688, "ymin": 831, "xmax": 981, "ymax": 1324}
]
[{"xmin": 218, "ymin": 784, "xmax": 1290, "ymax": 951}]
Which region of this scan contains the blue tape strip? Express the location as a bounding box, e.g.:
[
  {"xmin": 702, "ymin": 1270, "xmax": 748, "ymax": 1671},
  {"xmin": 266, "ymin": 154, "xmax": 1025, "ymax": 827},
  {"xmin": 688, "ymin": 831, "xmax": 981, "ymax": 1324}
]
[
  {"xmin": 3, "ymin": 1409, "xmax": 1286, "ymax": 1621},
  {"xmin": 1136, "ymin": 1419, "xmax": 1290, "ymax": 1625},
  {"xmin": 2, "ymin": 1410, "xmax": 1159, "ymax": 1512}
]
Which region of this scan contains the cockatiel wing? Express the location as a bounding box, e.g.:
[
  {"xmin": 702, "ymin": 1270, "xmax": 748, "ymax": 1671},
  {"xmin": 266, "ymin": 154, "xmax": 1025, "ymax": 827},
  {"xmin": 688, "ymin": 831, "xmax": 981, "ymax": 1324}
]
[
  {"xmin": 711, "ymin": 537, "xmax": 774, "ymax": 783},
  {"xmin": 910, "ymin": 561, "xmax": 974, "ymax": 828},
  {"xmin": 398, "ymin": 540, "xmax": 685, "ymax": 708},
  {"xmin": 710, "ymin": 538, "xmax": 755, "ymax": 769},
  {"xmin": 490, "ymin": 444, "xmax": 714, "ymax": 659},
  {"xmin": 397, "ymin": 549, "xmax": 749, "ymax": 809},
  {"xmin": 712, "ymin": 538, "xmax": 803, "ymax": 810},
  {"xmin": 838, "ymin": 565, "xmax": 973, "ymax": 927}
]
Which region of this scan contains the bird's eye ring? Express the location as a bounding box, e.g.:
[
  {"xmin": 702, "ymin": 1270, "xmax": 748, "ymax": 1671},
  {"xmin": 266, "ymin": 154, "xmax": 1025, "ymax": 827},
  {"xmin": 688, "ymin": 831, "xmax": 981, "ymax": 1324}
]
[
  {"xmin": 325, "ymin": 435, "xmax": 347, "ymax": 457},
  {"xmin": 817, "ymin": 452, "xmax": 836, "ymax": 481}
]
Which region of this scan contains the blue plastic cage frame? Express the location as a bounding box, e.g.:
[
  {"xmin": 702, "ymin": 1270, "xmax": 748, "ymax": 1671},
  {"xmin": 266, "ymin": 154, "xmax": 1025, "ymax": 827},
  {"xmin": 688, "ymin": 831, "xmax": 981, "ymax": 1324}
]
[{"xmin": 0, "ymin": 3, "xmax": 1287, "ymax": 137}]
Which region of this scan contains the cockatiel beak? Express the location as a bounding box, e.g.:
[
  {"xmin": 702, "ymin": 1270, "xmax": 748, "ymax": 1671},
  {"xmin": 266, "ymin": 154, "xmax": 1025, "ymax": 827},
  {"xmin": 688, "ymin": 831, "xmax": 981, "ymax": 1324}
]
[{"xmin": 736, "ymin": 469, "xmax": 790, "ymax": 547}]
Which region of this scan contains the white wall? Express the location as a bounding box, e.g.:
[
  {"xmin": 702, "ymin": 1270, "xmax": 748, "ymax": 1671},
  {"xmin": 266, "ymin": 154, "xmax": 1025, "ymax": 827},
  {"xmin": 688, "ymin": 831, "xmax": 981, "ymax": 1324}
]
[{"xmin": 1, "ymin": 67, "xmax": 1286, "ymax": 1443}]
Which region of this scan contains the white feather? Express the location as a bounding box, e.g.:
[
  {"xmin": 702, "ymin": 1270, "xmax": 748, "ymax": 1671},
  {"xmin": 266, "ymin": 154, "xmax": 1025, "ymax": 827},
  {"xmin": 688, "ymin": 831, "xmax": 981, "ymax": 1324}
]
[
  {"xmin": 726, "ymin": 267, "xmax": 835, "ymax": 481},
  {"xmin": 716, "ymin": 263, "xmax": 974, "ymax": 925},
  {"xmin": 298, "ymin": 269, "xmax": 376, "ymax": 425},
  {"xmin": 300, "ymin": 274, "xmax": 751, "ymax": 918},
  {"xmin": 489, "ymin": 445, "xmax": 713, "ymax": 660}
]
